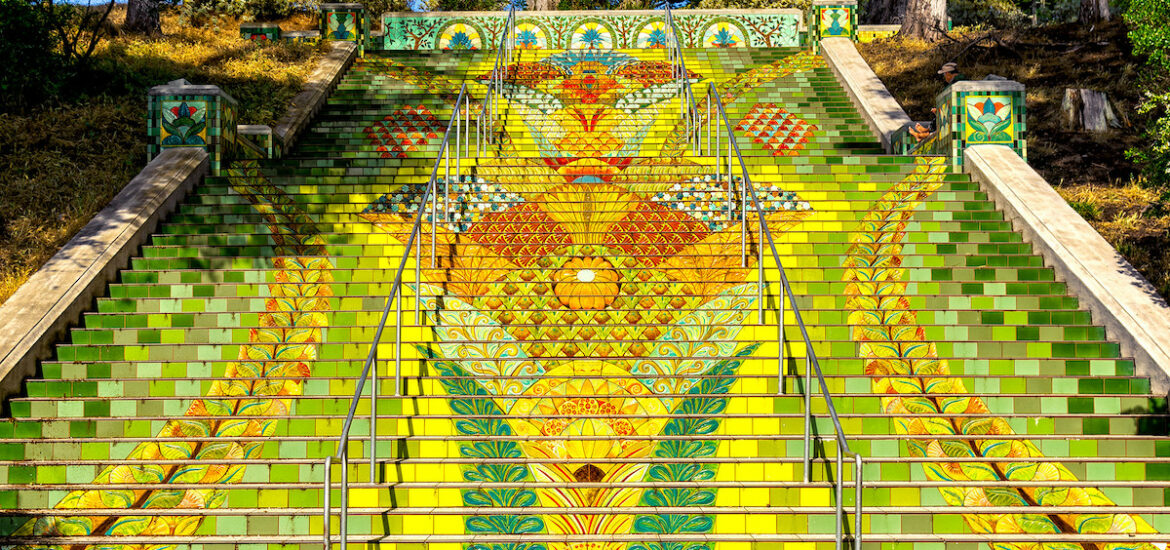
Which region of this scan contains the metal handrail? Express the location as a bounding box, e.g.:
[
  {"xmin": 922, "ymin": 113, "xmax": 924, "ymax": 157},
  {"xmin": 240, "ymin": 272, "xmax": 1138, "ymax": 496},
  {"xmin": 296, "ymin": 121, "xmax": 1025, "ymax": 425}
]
[
  {"xmin": 663, "ymin": 5, "xmax": 700, "ymax": 154},
  {"xmin": 323, "ymin": 9, "xmax": 520, "ymax": 547},
  {"xmin": 477, "ymin": 7, "xmax": 515, "ymax": 156},
  {"xmin": 700, "ymin": 81, "xmax": 864, "ymax": 550},
  {"xmin": 322, "ymin": 80, "xmax": 480, "ymax": 549}
]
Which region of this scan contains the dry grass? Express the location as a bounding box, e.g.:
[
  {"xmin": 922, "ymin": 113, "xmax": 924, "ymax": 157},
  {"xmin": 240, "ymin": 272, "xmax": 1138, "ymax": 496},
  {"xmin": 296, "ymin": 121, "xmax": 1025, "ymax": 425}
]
[
  {"xmin": 0, "ymin": 10, "xmax": 322, "ymax": 305},
  {"xmin": 1056, "ymin": 182, "xmax": 1170, "ymax": 295},
  {"xmin": 861, "ymin": 22, "xmax": 1170, "ymax": 300},
  {"xmin": 858, "ymin": 22, "xmax": 1145, "ymax": 187}
]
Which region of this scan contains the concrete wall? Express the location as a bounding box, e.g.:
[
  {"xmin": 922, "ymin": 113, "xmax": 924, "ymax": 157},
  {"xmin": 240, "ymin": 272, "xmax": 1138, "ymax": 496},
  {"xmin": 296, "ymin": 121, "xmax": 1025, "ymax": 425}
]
[{"xmin": 819, "ymin": 37, "xmax": 911, "ymax": 153}]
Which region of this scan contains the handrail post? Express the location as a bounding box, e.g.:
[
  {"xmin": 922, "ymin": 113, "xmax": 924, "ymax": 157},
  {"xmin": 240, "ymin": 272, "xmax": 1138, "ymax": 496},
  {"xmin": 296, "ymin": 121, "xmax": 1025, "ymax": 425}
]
[
  {"xmin": 836, "ymin": 440, "xmax": 844, "ymax": 550},
  {"xmin": 455, "ymin": 99, "xmax": 461, "ymax": 185},
  {"xmin": 758, "ymin": 210, "xmax": 764, "ymax": 325},
  {"xmin": 340, "ymin": 450, "xmax": 348, "ymax": 550},
  {"xmin": 323, "ymin": 84, "xmax": 472, "ymax": 549},
  {"xmin": 778, "ymin": 275, "xmax": 785, "ymax": 394},
  {"xmin": 854, "ymin": 454, "xmax": 863, "ymax": 550},
  {"xmin": 741, "ymin": 176, "xmax": 748, "ymax": 267},
  {"xmin": 414, "ymin": 222, "xmax": 422, "ymax": 323},
  {"xmin": 395, "ymin": 291, "xmax": 403, "ymax": 396},
  {"xmin": 429, "ymin": 177, "xmax": 437, "ymax": 268},
  {"xmin": 323, "ymin": 455, "xmax": 332, "ymax": 549},
  {"xmin": 803, "ymin": 351, "xmax": 812, "ymax": 483},
  {"xmin": 369, "ymin": 345, "xmax": 377, "ymax": 483},
  {"xmin": 704, "ymin": 84, "xmax": 864, "ymax": 542}
]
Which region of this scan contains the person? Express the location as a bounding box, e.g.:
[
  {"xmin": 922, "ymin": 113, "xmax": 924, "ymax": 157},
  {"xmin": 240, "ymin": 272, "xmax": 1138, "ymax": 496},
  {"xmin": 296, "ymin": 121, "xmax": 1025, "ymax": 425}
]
[
  {"xmin": 909, "ymin": 63, "xmax": 969, "ymax": 141},
  {"xmin": 937, "ymin": 62, "xmax": 967, "ymax": 86}
]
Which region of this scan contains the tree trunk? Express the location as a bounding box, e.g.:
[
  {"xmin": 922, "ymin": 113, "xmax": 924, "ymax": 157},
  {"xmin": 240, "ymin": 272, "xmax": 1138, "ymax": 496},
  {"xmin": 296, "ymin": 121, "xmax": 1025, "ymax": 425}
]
[
  {"xmin": 1079, "ymin": 0, "xmax": 1110, "ymax": 23},
  {"xmin": 862, "ymin": 0, "xmax": 908, "ymax": 25},
  {"xmin": 529, "ymin": 0, "xmax": 556, "ymax": 11},
  {"xmin": 900, "ymin": 0, "xmax": 946, "ymax": 41},
  {"xmin": 124, "ymin": 0, "xmax": 161, "ymax": 35}
]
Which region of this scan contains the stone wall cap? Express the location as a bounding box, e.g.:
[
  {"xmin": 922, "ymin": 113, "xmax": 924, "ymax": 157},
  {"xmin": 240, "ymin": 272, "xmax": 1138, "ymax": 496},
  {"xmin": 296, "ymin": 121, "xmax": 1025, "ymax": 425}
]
[
  {"xmin": 240, "ymin": 22, "xmax": 282, "ymax": 27},
  {"xmin": 149, "ymin": 81, "xmax": 239, "ymax": 104},
  {"xmin": 949, "ymin": 79, "xmax": 1025, "ymax": 93},
  {"xmin": 321, "ymin": 3, "xmax": 365, "ymax": 8},
  {"xmin": 812, "ymin": 0, "xmax": 858, "ymax": 5},
  {"xmin": 237, "ymin": 124, "xmax": 273, "ymax": 133},
  {"xmin": 285, "ymin": 30, "xmax": 321, "ymax": 36},
  {"xmin": 935, "ymin": 79, "xmax": 1024, "ymax": 107},
  {"xmin": 860, "ymin": 24, "xmax": 900, "ymax": 30}
]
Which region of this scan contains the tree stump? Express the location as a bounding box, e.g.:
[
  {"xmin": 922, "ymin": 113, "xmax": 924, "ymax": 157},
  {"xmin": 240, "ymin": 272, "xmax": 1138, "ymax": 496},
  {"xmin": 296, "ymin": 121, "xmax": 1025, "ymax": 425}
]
[{"xmin": 1062, "ymin": 88, "xmax": 1121, "ymax": 133}]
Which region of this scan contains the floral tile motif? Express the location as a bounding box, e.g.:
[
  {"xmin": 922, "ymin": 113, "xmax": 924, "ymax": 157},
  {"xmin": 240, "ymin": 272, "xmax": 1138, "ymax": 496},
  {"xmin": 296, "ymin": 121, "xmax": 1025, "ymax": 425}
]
[
  {"xmin": 820, "ymin": 6, "xmax": 853, "ymax": 37},
  {"xmin": 635, "ymin": 20, "xmax": 667, "ymax": 48},
  {"xmin": 439, "ymin": 21, "xmax": 482, "ymax": 50},
  {"xmin": 516, "ymin": 21, "xmax": 547, "ymax": 49},
  {"xmin": 326, "ymin": 11, "xmax": 358, "ymax": 40},
  {"xmin": 571, "ymin": 21, "xmax": 614, "ymax": 49},
  {"xmin": 703, "ymin": 20, "xmax": 747, "ymax": 48},
  {"xmin": 964, "ymin": 94, "xmax": 1015, "ymax": 143},
  {"xmin": 160, "ymin": 100, "xmax": 208, "ymax": 147}
]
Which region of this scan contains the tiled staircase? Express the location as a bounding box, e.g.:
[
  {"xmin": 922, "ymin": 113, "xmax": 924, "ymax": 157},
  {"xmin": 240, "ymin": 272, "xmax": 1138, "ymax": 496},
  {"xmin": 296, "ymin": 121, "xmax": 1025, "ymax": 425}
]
[{"xmin": 0, "ymin": 43, "xmax": 1166, "ymax": 550}]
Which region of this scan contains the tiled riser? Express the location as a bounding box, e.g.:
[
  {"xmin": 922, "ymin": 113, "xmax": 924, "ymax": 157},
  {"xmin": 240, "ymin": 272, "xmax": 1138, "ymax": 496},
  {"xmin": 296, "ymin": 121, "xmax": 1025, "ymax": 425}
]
[{"xmin": 0, "ymin": 45, "xmax": 1165, "ymax": 549}]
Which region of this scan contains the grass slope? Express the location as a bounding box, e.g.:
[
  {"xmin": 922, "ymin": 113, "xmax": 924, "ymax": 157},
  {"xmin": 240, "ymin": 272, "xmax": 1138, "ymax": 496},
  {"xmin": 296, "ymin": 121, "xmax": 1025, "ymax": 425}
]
[
  {"xmin": 860, "ymin": 22, "xmax": 1170, "ymax": 298},
  {"xmin": 0, "ymin": 10, "xmax": 322, "ymax": 305}
]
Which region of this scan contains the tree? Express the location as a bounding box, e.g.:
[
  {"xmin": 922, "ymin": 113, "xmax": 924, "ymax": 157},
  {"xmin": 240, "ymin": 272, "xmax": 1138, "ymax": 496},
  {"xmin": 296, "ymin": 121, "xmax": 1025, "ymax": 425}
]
[
  {"xmin": 900, "ymin": 0, "xmax": 945, "ymax": 40},
  {"xmin": 1080, "ymin": 0, "xmax": 1110, "ymax": 23},
  {"xmin": 529, "ymin": 0, "xmax": 555, "ymax": 10},
  {"xmin": 862, "ymin": 0, "xmax": 907, "ymax": 24},
  {"xmin": 124, "ymin": 0, "xmax": 162, "ymax": 35}
]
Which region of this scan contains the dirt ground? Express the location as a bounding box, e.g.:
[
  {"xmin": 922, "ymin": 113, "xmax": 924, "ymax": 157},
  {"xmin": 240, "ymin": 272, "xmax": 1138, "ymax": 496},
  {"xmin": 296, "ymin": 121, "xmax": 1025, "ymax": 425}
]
[{"xmin": 859, "ymin": 22, "xmax": 1170, "ymax": 298}]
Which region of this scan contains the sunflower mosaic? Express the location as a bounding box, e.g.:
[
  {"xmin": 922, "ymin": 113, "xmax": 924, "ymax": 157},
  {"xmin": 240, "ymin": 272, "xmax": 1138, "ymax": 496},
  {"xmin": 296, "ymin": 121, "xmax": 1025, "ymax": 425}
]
[
  {"xmin": 570, "ymin": 21, "xmax": 614, "ymax": 49},
  {"xmin": 635, "ymin": 20, "xmax": 668, "ymax": 48},
  {"xmin": 515, "ymin": 21, "xmax": 548, "ymax": 49},
  {"xmin": 438, "ymin": 22, "xmax": 482, "ymax": 50}
]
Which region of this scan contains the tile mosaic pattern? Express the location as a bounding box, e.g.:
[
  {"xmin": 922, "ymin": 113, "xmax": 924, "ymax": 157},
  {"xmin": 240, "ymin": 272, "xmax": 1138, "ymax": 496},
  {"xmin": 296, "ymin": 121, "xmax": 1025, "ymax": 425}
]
[
  {"xmin": 147, "ymin": 90, "xmax": 237, "ymax": 173},
  {"xmin": 736, "ymin": 103, "xmax": 819, "ymax": 156},
  {"xmin": 321, "ymin": 3, "xmax": 369, "ymax": 54},
  {"xmin": 382, "ymin": 11, "xmax": 802, "ymax": 50},
  {"xmin": 937, "ymin": 86, "xmax": 1028, "ymax": 167},
  {"xmin": 0, "ymin": 43, "xmax": 1165, "ymax": 550}
]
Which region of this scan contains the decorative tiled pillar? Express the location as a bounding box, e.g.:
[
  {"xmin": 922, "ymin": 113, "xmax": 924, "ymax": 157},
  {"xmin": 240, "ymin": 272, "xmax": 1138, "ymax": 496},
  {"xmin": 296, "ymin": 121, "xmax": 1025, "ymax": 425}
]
[
  {"xmin": 808, "ymin": 0, "xmax": 858, "ymax": 50},
  {"xmin": 320, "ymin": 3, "xmax": 368, "ymax": 55},
  {"xmin": 935, "ymin": 80, "xmax": 1027, "ymax": 167},
  {"xmin": 240, "ymin": 22, "xmax": 281, "ymax": 41},
  {"xmin": 147, "ymin": 79, "xmax": 238, "ymax": 174},
  {"xmin": 237, "ymin": 125, "xmax": 282, "ymax": 159}
]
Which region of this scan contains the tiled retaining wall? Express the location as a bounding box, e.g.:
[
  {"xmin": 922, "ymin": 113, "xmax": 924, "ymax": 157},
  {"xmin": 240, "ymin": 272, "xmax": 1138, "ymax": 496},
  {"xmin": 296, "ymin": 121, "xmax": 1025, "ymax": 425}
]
[{"xmin": 381, "ymin": 9, "xmax": 805, "ymax": 50}]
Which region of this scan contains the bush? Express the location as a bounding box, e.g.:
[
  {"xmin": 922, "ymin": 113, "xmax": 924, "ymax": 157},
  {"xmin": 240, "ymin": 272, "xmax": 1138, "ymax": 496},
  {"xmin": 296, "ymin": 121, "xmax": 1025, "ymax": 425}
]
[
  {"xmin": 0, "ymin": 0, "xmax": 65, "ymax": 110},
  {"xmin": 948, "ymin": 0, "xmax": 1029, "ymax": 28},
  {"xmin": 1125, "ymin": 0, "xmax": 1170, "ymax": 186},
  {"xmin": 181, "ymin": 0, "xmax": 310, "ymax": 23},
  {"xmin": 1128, "ymin": 92, "xmax": 1170, "ymax": 186},
  {"xmin": 1126, "ymin": 0, "xmax": 1170, "ymax": 72}
]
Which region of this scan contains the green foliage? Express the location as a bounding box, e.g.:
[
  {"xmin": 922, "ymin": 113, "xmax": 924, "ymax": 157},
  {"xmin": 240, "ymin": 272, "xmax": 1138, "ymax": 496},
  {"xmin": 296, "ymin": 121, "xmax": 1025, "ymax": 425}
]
[
  {"xmin": 181, "ymin": 0, "xmax": 311, "ymax": 23},
  {"xmin": 0, "ymin": 0, "xmax": 64, "ymax": 110},
  {"xmin": 1126, "ymin": 0, "xmax": 1170, "ymax": 73},
  {"xmin": 948, "ymin": 0, "xmax": 1029, "ymax": 28},
  {"xmin": 1124, "ymin": 0, "xmax": 1170, "ymax": 186},
  {"xmin": 1127, "ymin": 92, "xmax": 1170, "ymax": 186},
  {"xmin": 1069, "ymin": 200, "xmax": 1103, "ymax": 221}
]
